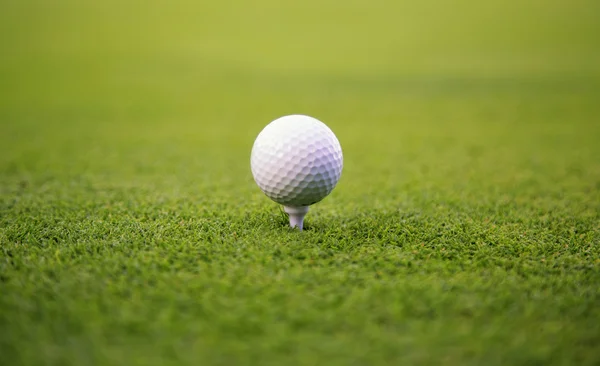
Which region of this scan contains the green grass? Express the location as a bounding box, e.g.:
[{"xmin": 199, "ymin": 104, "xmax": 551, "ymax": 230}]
[{"xmin": 1, "ymin": 0, "xmax": 600, "ymax": 365}]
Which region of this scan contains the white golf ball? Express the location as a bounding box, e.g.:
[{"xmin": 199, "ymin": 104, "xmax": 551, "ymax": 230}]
[{"xmin": 251, "ymin": 115, "xmax": 343, "ymax": 207}]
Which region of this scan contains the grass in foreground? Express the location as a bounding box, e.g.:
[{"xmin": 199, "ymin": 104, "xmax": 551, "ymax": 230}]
[{"xmin": 1, "ymin": 1, "xmax": 600, "ymax": 365}]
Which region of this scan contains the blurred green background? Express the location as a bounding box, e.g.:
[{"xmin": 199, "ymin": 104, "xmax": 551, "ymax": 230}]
[
  {"xmin": 1, "ymin": 0, "xmax": 599, "ymax": 195},
  {"xmin": 1, "ymin": 1, "xmax": 599, "ymax": 365}
]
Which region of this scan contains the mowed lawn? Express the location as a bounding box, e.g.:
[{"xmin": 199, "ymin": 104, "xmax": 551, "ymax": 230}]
[{"xmin": 1, "ymin": 1, "xmax": 599, "ymax": 365}]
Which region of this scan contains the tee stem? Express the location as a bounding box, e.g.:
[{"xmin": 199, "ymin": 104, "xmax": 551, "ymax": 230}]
[{"xmin": 283, "ymin": 206, "xmax": 309, "ymax": 231}]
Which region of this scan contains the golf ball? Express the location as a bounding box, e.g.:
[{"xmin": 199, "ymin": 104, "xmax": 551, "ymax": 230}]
[{"xmin": 251, "ymin": 115, "xmax": 343, "ymax": 207}]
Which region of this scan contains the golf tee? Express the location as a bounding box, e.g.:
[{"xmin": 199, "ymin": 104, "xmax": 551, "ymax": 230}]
[{"xmin": 283, "ymin": 205, "xmax": 309, "ymax": 231}]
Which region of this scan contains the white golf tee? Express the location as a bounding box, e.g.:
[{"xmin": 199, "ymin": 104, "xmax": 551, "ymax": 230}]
[{"xmin": 284, "ymin": 206, "xmax": 309, "ymax": 231}]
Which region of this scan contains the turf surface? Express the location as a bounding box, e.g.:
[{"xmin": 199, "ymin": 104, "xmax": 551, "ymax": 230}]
[{"xmin": 1, "ymin": 1, "xmax": 600, "ymax": 365}]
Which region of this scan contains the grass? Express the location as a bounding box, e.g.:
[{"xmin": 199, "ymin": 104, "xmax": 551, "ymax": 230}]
[{"xmin": 1, "ymin": 0, "xmax": 599, "ymax": 365}]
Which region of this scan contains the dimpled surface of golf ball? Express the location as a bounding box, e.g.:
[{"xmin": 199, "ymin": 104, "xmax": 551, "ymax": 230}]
[{"xmin": 251, "ymin": 115, "xmax": 343, "ymax": 207}]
